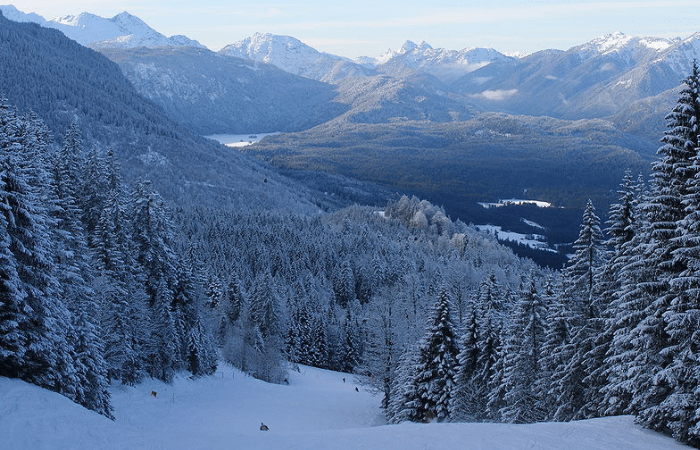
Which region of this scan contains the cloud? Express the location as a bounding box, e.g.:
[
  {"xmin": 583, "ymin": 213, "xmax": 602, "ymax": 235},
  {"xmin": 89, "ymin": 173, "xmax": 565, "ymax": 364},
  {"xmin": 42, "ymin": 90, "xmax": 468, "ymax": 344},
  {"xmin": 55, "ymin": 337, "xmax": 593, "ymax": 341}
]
[{"xmin": 471, "ymin": 89, "xmax": 519, "ymax": 101}]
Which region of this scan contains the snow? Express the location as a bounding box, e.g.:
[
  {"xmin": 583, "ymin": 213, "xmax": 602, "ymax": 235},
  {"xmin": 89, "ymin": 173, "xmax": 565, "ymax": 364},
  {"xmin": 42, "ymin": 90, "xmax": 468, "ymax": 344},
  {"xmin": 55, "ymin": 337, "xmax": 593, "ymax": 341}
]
[
  {"xmin": 474, "ymin": 224, "xmax": 556, "ymax": 253},
  {"xmin": 522, "ymin": 218, "xmax": 545, "ymax": 230},
  {"xmin": 206, "ymin": 132, "xmax": 280, "ymax": 148},
  {"xmin": 479, "ymin": 199, "xmax": 554, "ymax": 208},
  {"xmin": 0, "ymin": 364, "xmax": 694, "ymax": 450},
  {"xmin": 0, "ymin": 6, "xmax": 204, "ymax": 49}
]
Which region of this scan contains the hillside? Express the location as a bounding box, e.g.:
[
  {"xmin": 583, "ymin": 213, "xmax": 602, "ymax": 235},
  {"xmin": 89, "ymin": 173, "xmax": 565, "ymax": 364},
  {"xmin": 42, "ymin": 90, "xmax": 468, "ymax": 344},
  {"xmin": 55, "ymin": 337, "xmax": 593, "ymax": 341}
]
[
  {"xmin": 0, "ymin": 11, "xmax": 326, "ymax": 213},
  {"xmin": 1, "ymin": 365, "xmax": 693, "ymax": 450},
  {"xmin": 246, "ymin": 114, "xmax": 656, "ymax": 251},
  {"xmin": 100, "ymin": 46, "xmax": 347, "ymax": 135}
]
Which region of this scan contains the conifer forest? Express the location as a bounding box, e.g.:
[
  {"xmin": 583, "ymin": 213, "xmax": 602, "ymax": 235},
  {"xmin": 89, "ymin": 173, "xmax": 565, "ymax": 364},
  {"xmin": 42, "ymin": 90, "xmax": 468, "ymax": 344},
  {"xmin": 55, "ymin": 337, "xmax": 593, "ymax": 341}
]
[{"xmin": 4, "ymin": 23, "xmax": 700, "ymax": 448}]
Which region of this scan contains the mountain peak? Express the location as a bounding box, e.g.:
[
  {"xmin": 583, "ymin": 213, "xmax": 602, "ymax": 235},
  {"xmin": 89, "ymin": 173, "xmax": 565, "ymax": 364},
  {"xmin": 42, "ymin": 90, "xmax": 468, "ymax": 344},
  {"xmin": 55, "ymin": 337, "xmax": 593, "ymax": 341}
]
[
  {"xmin": 575, "ymin": 31, "xmax": 674, "ymax": 57},
  {"xmin": 400, "ymin": 40, "xmax": 418, "ymax": 53},
  {"xmin": 0, "ymin": 4, "xmax": 45, "ymax": 23},
  {"xmin": 1, "ymin": 6, "xmax": 203, "ymax": 49}
]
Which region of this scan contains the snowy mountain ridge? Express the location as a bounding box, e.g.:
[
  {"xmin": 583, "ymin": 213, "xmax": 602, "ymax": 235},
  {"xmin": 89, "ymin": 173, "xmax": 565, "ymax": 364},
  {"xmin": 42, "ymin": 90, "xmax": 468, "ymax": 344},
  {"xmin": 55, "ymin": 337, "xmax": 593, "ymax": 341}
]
[
  {"xmin": 0, "ymin": 4, "xmax": 204, "ymax": 49},
  {"xmin": 218, "ymin": 32, "xmax": 372, "ymax": 83},
  {"xmin": 376, "ymin": 39, "xmax": 512, "ymax": 83},
  {"xmin": 574, "ymin": 31, "xmax": 676, "ymax": 57}
]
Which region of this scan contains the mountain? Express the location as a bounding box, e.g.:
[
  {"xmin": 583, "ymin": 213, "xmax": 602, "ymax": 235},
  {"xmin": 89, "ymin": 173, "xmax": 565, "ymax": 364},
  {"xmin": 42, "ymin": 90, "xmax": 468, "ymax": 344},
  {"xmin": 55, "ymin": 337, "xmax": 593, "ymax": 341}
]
[
  {"xmin": 219, "ymin": 33, "xmax": 373, "ymax": 83},
  {"xmin": 100, "ymin": 46, "xmax": 347, "ymax": 135},
  {"xmin": 0, "ymin": 5, "xmax": 204, "ymax": 48},
  {"xmin": 377, "ymin": 40, "xmax": 513, "ymax": 84},
  {"xmin": 0, "ymin": 11, "xmax": 325, "ymax": 213},
  {"xmin": 452, "ymin": 32, "xmax": 695, "ymax": 126}
]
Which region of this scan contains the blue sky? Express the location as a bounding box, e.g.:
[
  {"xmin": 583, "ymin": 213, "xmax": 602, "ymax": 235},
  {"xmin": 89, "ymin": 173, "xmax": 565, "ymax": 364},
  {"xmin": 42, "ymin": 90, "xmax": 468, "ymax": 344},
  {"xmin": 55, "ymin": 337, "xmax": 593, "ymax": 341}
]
[{"xmin": 12, "ymin": 1, "xmax": 700, "ymax": 58}]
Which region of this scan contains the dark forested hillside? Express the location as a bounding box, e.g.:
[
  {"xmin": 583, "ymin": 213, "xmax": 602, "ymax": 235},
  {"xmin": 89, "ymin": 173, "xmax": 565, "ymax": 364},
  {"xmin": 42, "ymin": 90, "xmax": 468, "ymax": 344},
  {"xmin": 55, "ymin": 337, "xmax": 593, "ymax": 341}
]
[
  {"xmin": 0, "ymin": 12, "xmax": 322, "ymax": 213},
  {"xmin": 100, "ymin": 46, "xmax": 347, "ymax": 135},
  {"xmin": 245, "ymin": 114, "xmax": 656, "ymax": 260}
]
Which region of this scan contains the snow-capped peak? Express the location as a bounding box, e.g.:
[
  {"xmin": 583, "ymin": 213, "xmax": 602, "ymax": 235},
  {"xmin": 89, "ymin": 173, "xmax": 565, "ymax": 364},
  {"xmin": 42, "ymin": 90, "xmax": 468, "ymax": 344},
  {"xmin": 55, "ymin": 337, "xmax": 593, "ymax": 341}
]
[
  {"xmin": 575, "ymin": 31, "xmax": 675, "ymax": 58},
  {"xmin": 0, "ymin": 4, "xmax": 46, "ymax": 23},
  {"xmin": 589, "ymin": 31, "xmax": 634, "ymax": 54},
  {"xmin": 219, "ymin": 32, "xmax": 369, "ymax": 83},
  {"xmin": 0, "ymin": 5, "xmax": 204, "ymax": 49},
  {"xmin": 377, "ymin": 40, "xmax": 510, "ymax": 82},
  {"xmin": 400, "ymin": 40, "xmax": 418, "ymax": 53}
]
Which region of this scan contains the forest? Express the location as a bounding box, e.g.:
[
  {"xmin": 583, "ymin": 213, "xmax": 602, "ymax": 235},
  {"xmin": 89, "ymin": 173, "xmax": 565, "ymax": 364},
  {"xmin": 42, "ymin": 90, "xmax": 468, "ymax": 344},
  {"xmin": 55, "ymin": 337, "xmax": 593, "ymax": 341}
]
[{"xmin": 2, "ymin": 25, "xmax": 700, "ymax": 449}]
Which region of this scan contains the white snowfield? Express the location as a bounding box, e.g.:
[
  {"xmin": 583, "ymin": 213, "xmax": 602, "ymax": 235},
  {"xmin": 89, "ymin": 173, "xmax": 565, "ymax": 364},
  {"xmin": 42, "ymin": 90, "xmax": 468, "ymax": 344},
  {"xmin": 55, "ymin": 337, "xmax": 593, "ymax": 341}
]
[{"xmin": 0, "ymin": 364, "xmax": 693, "ymax": 450}]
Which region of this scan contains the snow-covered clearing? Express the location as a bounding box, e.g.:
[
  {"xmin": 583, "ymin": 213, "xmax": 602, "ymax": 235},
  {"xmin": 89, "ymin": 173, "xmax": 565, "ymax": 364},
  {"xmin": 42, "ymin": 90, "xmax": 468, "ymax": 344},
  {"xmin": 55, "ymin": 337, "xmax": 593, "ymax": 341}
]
[
  {"xmin": 206, "ymin": 132, "xmax": 279, "ymax": 147},
  {"xmin": 1, "ymin": 364, "xmax": 693, "ymax": 450},
  {"xmin": 475, "ymin": 224, "xmax": 557, "ymax": 253},
  {"xmin": 479, "ymin": 199, "xmax": 554, "ymax": 208}
]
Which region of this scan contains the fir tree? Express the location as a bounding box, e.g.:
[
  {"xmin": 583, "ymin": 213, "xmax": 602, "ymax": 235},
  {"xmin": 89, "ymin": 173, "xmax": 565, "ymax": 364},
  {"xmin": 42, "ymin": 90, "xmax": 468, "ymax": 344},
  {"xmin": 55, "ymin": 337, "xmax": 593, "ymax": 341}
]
[
  {"xmin": 451, "ymin": 301, "xmax": 480, "ymax": 421},
  {"xmin": 406, "ymin": 287, "xmax": 459, "ymax": 422},
  {"xmin": 500, "ymin": 276, "xmax": 546, "ymax": 423}
]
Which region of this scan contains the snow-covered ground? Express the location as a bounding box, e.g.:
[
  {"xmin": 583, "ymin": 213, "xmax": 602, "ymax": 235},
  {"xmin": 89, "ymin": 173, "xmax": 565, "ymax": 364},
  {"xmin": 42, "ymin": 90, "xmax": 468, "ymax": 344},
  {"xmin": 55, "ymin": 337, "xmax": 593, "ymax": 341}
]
[
  {"xmin": 478, "ymin": 199, "xmax": 554, "ymax": 209},
  {"xmin": 475, "ymin": 224, "xmax": 557, "ymax": 253},
  {"xmin": 206, "ymin": 133, "xmax": 279, "ymax": 148},
  {"xmin": 1, "ymin": 364, "xmax": 693, "ymax": 450}
]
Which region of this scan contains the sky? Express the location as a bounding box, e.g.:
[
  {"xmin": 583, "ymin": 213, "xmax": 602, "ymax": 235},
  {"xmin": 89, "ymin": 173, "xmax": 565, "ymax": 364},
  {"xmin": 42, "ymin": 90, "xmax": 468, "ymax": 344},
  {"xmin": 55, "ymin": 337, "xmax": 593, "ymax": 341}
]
[{"xmin": 9, "ymin": 1, "xmax": 700, "ymax": 58}]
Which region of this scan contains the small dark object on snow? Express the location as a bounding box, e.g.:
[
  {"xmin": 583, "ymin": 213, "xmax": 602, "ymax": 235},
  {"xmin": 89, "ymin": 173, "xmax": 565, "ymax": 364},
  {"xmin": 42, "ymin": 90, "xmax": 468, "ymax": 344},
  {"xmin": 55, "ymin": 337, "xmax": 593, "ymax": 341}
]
[
  {"xmin": 260, "ymin": 422, "xmax": 269, "ymax": 431},
  {"xmin": 343, "ymin": 378, "xmax": 346, "ymax": 383},
  {"xmin": 355, "ymin": 387, "xmax": 359, "ymax": 392},
  {"xmin": 150, "ymin": 391, "xmax": 158, "ymax": 398}
]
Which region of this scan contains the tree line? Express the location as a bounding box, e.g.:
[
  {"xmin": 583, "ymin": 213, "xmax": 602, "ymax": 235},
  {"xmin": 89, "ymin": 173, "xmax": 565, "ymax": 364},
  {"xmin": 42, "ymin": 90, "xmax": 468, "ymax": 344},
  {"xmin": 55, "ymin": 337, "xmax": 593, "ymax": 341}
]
[
  {"xmin": 0, "ymin": 99, "xmax": 217, "ymax": 419},
  {"xmin": 384, "ymin": 63, "xmax": 700, "ymax": 448}
]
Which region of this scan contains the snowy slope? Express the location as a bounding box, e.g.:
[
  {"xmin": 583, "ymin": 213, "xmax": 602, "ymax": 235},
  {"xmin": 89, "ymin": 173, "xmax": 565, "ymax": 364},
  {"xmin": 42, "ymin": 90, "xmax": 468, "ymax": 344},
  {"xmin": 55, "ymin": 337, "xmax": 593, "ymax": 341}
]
[
  {"xmin": 219, "ymin": 32, "xmax": 372, "ymax": 83},
  {"xmin": 377, "ymin": 40, "xmax": 512, "ymax": 83},
  {"xmin": 0, "ymin": 5, "xmax": 203, "ymax": 48},
  {"xmin": 1, "ymin": 365, "xmax": 694, "ymax": 450},
  {"xmin": 572, "ymin": 31, "xmax": 675, "ymax": 59}
]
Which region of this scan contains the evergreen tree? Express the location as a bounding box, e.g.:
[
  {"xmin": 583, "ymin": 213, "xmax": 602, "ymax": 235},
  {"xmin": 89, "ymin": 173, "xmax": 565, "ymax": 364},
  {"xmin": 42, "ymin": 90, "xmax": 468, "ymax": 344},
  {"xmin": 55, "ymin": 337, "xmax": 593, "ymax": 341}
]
[
  {"xmin": 92, "ymin": 155, "xmax": 148, "ymax": 386},
  {"xmin": 49, "ymin": 126, "xmax": 112, "ymax": 417},
  {"xmin": 638, "ymin": 61, "xmax": 700, "ymax": 445},
  {"xmin": 406, "ymin": 287, "xmax": 459, "ymax": 422},
  {"xmin": 130, "ymin": 180, "xmax": 182, "ymax": 381},
  {"xmin": 627, "ymin": 63, "xmax": 700, "ymax": 442},
  {"xmin": 549, "ymin": 200, "xmax": 605, "ymax": 421},
  {"xmin": 500, "ymin": 276, "xmax": 546, "ymax": 423},
  {"xmin": 451, "ymin": 301, "xmax": 480, "ymax": 421},
  {"xmin": 471, "ymin": 273, "xmax": 506, "ymax": 421},
  {"xmin": 0, "ymin": 102, "xmax": 74, "ymax": 398}
]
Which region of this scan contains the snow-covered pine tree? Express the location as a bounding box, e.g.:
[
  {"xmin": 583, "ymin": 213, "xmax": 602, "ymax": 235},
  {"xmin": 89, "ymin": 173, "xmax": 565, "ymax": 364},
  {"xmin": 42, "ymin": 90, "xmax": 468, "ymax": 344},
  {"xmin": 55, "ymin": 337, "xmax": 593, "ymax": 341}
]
[
  {"xmin": 92, "ymin": 152, "xmax": 148, "ymax": 385},
  {"xmin": 500, "ymin": 275, "xmax": 546, "ymax": 423},
  {"xmin": 548, "ymin": 200, "xmax": 604, "ymax": 421},
  {"xmin": 451, "ymin": 301, "xmax": 480, "ymax": 421},
  {"xmin": 471, "ymin": 273, "xmax": 506, "ymax": 421},
  {"xmin": 49, "ymin": 125, "xmax": 112, "ymax": 417},
  {"xmin": 339, "ymin": 308, "xmax": 361, "ymax": 373},
  {"xmin": 387, "ymin": 345, "xmax": 419, "ymax": 423},
  {"xmin": 243, "ymin": 270, "xmax": 286, "ymax": 383},
  {"xmin": 638, "ymin": 61, "xmax": 700, "ymax": 446},
  {"xmin": 0, "ymin": 103, "xmax": 77, "ymax": 399},
  {"xmin": 601, "ymin": 186, "xmax": 659, "ymax": 417},
  {"xmin": 629, "ymin": 63, "xmax": 700, "ymax": 442},
  {"xmin": 581, "ymin": 175, "xmax": 642, "ymax": 418},
  {"xmin": 172, "ymin": 259, "xmax": 216, "ymax": 377},
  {"xmin": 407, "ymin": 287, "xmax": 459, "ymax": 422}
]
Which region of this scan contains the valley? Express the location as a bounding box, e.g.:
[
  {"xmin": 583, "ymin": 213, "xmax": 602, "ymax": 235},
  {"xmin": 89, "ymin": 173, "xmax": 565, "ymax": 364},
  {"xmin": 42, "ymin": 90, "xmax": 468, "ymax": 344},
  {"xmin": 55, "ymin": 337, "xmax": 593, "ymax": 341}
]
[
  {"xmin": 4, "ymin": 5, "xmax": 700, "ymax": 447},
  {"xmin": 5, "ymin": 3, "xmax": 689, "ymax": 264}
]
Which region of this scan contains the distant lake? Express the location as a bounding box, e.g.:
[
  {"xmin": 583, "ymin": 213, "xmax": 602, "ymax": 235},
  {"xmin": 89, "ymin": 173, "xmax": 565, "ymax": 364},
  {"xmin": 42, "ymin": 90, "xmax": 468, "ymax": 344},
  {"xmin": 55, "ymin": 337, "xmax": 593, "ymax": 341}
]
[{"xmin": 205, "ymin": 132, "xmax": 279, "ymax": 148}]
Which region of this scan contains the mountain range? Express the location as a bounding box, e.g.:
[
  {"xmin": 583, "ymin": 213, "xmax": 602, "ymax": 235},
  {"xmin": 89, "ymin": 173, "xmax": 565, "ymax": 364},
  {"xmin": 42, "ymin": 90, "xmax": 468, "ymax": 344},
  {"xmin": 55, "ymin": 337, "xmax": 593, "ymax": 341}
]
[
  {"xmin": 0, "ymin": 4, "xmax": 203, "ymax": 48},
  {"xmin": 3, "ymin": 4, "xmax": 700, "ymax": 262}
]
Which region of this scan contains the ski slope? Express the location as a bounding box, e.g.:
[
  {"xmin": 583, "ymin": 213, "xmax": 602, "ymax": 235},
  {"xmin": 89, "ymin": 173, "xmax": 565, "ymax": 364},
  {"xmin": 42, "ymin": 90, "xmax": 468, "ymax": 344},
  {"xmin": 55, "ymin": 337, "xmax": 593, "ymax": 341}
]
[{"xmin": 0, "ymin": 364, "xmax": 693, "ymax": 450}]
